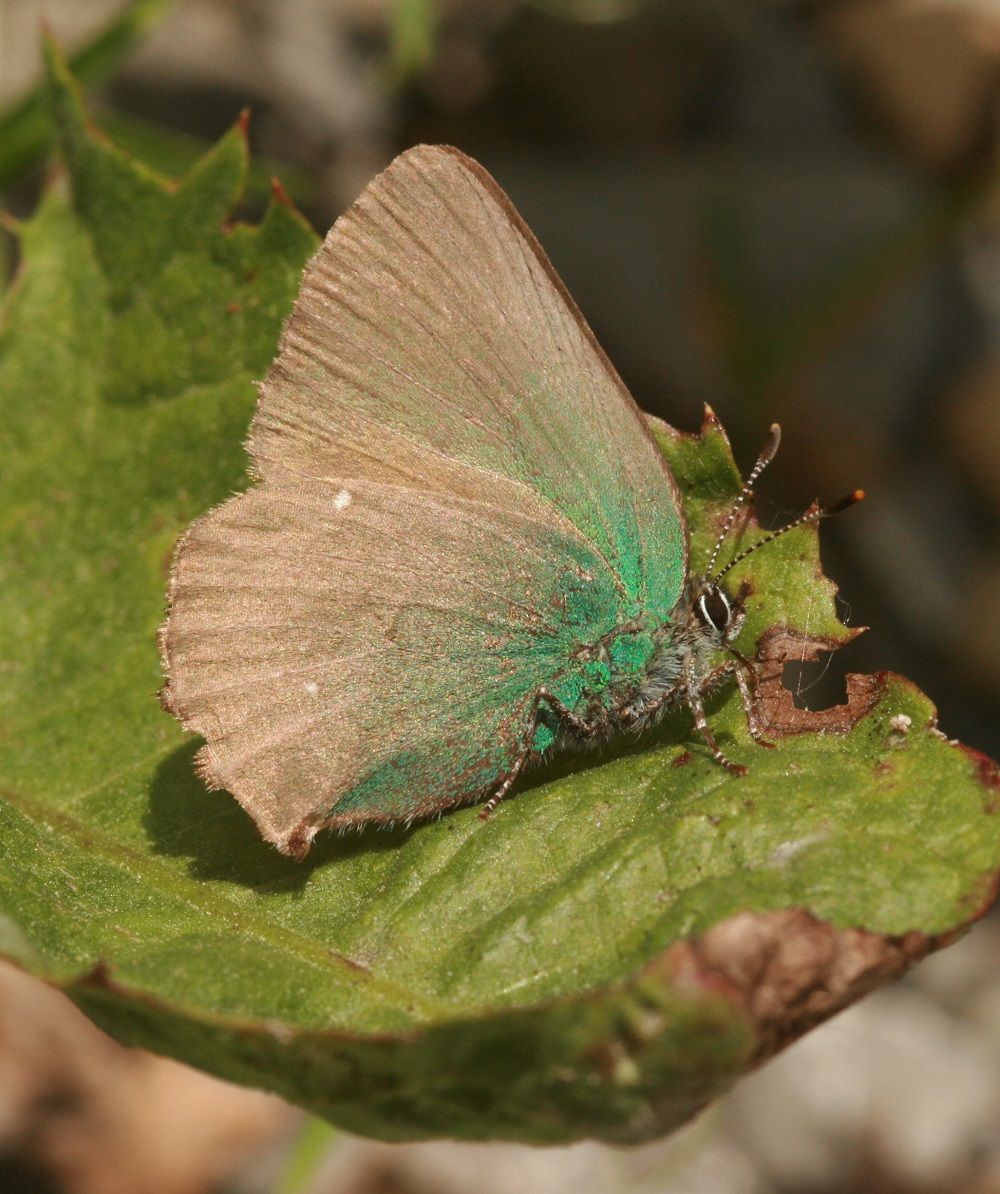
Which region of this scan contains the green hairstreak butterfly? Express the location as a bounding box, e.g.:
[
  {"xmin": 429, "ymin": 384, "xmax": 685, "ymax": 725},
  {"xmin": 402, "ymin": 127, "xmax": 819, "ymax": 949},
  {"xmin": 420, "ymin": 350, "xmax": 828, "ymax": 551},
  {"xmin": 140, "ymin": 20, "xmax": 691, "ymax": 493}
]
[{"xmin": 160, "ymin": 145, "xmax": 861, "ymax": 858}]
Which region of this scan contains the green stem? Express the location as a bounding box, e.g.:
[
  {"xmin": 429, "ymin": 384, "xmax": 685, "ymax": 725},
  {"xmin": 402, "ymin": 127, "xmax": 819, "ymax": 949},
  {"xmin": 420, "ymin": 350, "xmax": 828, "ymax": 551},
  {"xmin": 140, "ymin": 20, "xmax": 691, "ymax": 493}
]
[{"xmin": 275, "ymin": 1116, "xmax": 340, "ymax": 1194}]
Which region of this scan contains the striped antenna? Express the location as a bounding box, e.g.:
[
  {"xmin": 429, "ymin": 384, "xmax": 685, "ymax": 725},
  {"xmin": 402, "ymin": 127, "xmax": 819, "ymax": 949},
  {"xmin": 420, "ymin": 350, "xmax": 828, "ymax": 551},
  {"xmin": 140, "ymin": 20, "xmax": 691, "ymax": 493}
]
[
  {"xmin": 704, "ymin": 423, "xmax": 782, "ymax": 578},
  {"xmin": 712, "ymin": 489, "xmax": 865, "ymax": 584}
]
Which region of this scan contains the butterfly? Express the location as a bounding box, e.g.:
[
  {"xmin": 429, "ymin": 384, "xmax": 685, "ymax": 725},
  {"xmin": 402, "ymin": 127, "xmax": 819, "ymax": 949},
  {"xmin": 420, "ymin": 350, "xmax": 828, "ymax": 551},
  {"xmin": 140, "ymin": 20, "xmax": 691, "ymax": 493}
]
[{"xmin": 159, "ymin": 145, "xmax": 860, "ymax": 858}]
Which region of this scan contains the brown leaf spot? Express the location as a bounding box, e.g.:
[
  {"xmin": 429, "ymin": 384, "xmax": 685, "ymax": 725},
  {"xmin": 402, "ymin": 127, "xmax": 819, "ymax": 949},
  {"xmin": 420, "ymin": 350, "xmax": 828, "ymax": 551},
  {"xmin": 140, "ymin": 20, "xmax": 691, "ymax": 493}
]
[
  {"xmin": 78, "ymin": 959, "xmax": 115, "ymax": 991},
  {"xmin": 658, "ymin": 908, "xmax": 932, "ymax": 1061},
  {"xmin": 752, "ymin": 625, "xmax": 882, "ymax": 737}
]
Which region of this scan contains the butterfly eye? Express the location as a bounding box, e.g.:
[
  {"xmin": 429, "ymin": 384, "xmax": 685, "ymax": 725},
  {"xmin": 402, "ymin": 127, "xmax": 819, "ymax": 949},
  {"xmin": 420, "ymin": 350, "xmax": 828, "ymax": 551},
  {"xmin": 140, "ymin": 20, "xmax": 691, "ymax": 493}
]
[{"xmin": 697, "ymin": 587, "xmax": 731, "ymax": 635}]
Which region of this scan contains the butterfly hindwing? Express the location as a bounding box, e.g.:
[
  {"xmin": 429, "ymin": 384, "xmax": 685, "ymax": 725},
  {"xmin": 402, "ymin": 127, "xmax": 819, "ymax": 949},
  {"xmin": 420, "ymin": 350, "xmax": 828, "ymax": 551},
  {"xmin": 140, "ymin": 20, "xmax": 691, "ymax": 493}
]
[{"xmin": 162, "ymin": 477, "xmax": 622, "ymax": 853}]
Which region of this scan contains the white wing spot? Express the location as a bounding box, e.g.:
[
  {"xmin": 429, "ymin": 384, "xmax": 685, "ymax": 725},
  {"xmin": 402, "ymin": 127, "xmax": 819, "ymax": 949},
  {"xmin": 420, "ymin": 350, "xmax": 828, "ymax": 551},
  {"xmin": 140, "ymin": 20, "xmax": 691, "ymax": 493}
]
[
  {"xmin": 333, "ymin": 489, "xmax": 353, "ymax": 511},
  {"xmin": 304, "ymin": 681, "xmax": 319, "ymax": 697}
]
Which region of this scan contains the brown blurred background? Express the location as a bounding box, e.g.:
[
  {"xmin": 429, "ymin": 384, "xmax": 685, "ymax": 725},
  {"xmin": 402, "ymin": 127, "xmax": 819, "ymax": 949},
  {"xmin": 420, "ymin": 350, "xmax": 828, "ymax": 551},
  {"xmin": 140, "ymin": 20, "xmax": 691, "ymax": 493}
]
[{"xmin": 2, "ymin": 0, "xmax": 1000, "ymax": 1190}]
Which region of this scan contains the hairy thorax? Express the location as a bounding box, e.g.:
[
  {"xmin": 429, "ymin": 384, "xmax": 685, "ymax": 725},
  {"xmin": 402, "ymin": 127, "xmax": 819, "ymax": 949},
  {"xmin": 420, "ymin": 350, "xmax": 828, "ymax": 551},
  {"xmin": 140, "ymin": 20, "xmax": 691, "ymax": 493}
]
[{"xmin": 532, "ymin": 581, "xmax": 745, "ymax": 752}]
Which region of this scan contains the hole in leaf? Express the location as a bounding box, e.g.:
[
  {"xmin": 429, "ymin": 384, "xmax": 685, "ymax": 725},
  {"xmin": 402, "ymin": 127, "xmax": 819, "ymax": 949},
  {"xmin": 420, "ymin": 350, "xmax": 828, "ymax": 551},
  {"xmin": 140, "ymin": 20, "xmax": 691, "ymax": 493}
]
[{"xmin": 781, "ymin": 653, "xmax": 849, "ymax": 711}]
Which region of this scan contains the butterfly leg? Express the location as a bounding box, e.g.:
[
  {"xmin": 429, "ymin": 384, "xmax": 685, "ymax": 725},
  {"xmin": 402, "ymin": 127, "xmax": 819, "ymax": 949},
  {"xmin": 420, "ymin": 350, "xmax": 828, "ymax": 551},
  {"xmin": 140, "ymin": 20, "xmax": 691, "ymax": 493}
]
[
  {"xmin": 728, "ymin": 658, "xmax": 776, "ymax": 748},
  {"xmin": 477, "ymin": 739, "xmax": 533, "ymax": 820},
  {"xmin": 684, "ymin": 662, "xmax": 747, "ymax": 776},
  {"xmin": 478, "ymin": 687, "xmax": 594, "ymax": 820},
  {"xmin": 535, "ymin": 686, "xmax": 597, "ymax": 737},
  {"xmin": 697, "ymin": 657, "xmax": 775, "ymax": 749}
]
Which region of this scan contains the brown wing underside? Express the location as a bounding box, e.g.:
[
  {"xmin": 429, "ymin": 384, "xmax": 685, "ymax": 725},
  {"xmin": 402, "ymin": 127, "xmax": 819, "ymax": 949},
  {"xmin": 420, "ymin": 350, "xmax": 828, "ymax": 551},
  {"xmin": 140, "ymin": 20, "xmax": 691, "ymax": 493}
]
[{"xmin": 161, "ymin": 477, "xmax": 619, "ymax": 853}]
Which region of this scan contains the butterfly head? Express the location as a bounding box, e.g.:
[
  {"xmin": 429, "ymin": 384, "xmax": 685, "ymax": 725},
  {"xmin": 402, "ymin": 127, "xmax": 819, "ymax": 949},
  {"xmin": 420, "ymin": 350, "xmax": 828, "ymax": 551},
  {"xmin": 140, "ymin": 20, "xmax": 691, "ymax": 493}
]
[
  {"xmin": 691, "ymin": 423, "xmax": 864, "ymax": 657},
  {"xmin": 691, "ymin": 578, "xmax": 747, "ymax": 650}
]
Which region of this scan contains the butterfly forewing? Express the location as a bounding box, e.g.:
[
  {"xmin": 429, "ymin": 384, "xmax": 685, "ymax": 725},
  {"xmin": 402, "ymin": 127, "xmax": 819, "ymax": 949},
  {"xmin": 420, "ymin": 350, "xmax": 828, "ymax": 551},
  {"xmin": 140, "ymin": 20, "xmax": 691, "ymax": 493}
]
[
  {"xmin": 251, "ymin": 146, "xmax": 686, "ymax": 621},
  {"xmin": 162, "ymin": 145, "xmax": 688, "ymax": 853}
]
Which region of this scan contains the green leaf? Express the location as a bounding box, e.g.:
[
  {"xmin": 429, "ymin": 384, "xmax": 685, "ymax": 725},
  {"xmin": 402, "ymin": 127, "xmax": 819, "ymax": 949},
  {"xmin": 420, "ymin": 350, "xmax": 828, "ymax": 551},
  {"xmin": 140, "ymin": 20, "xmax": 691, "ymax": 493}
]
[
  {"xmin": 1, "ymin": 46, "xmax": 998, "ymax": 1145},
  {"xmin": 97, "ymin": 110, "xmax": 319, "ymax": 210},
  {"xmin": 0, "ymin": 0, "xmax": 176, "ymax": 191}
]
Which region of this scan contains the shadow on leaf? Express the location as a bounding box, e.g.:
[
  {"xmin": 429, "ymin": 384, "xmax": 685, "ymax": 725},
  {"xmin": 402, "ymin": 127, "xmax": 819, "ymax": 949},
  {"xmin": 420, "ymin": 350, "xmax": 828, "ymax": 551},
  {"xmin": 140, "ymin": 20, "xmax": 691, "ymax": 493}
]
[{"xmin": 144, "ymin": 741, "xmax": 419, "ymax": 891}]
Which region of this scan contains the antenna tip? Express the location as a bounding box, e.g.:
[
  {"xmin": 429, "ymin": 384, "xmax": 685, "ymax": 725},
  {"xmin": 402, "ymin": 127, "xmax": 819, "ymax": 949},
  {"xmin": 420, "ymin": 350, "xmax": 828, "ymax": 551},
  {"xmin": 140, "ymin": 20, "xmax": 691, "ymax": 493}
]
[
  {"xmin": 827, "ymin": 489, "xmax": 866, "ymax": 515},
  {"xmin": 754, "ymin": 423, "xmax": 782, "ymax": 469}
]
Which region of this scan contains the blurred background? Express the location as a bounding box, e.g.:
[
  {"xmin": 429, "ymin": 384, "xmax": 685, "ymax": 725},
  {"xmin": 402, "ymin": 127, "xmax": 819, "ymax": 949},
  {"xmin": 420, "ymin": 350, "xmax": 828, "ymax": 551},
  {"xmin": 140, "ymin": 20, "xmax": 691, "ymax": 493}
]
[{"xmin": 2, "ymin": 0, "xmax": 1000, "ymax": 1190}]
